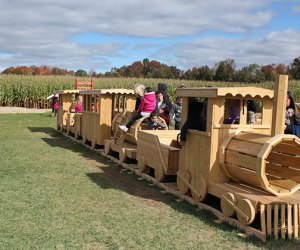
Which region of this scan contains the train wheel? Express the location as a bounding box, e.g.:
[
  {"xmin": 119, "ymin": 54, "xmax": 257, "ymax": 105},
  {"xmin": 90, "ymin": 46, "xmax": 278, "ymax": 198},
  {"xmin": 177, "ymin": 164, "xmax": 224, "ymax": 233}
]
[
  {"xmin": 104, "ymin": 141, "xmax": 111, "ymax": 155},
  {"xmin": 155, "ymin": 164, "xmax": 165, "ymax": 182},
  {"xmin": 177, "ymin": 169, "xmax": 191, "ymax": 195},
  {"xmin": 220, "ymin": 192, "xmax": 237, "ymax": 217},
  {"xmin": 191, "ymin": 174, "xmax": 207, "ymax": 202},
  {"xmin": 236, "ymin": 198, "xmax": 256, "ymax": 225},
  {"xmin": 119, "ymin": 148, "xmax": 127, "ymax": 163},
  {"xmin": 137, "ymin": 156, "xmax": 146, "ymax": 173}
]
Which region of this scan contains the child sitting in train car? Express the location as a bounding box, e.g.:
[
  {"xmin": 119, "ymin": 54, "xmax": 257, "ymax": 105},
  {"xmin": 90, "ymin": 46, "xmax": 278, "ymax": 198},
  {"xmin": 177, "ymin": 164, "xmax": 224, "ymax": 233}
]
[
  {"xmin": 119, "ymin": 87, "xmax": 156, "ymax": 133},
  {"xmin": 74, "ymin": 95, "xmax": 83, "ymax": 113},
  {"xmin": 169, "ymin": 96, "xmax": 183, "ymax": 130},
  {"xmin": 146, "ymin": 111, "xmax": 167, "ymax": 130}
]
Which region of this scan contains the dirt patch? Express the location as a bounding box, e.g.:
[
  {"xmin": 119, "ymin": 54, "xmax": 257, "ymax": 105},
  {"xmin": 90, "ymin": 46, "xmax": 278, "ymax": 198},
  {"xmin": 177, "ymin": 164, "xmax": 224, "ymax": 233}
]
[{"xmin": 0, "ymin": 107, "xmax": 51, "ymax": 114}]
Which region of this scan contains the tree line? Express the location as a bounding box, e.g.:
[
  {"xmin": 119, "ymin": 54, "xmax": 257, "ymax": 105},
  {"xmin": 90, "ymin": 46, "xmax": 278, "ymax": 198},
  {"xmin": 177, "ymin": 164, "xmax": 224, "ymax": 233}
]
[{"xmin": 2, "ymin": 56, "xmax": 300, "ymax": 82}]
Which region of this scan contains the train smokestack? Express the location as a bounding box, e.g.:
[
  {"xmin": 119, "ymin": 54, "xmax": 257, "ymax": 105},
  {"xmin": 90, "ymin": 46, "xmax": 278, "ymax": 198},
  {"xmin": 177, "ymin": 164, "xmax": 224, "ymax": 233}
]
[{"xmin": 271, "ymin": 75, "xmax": 288, "ymax": 136}]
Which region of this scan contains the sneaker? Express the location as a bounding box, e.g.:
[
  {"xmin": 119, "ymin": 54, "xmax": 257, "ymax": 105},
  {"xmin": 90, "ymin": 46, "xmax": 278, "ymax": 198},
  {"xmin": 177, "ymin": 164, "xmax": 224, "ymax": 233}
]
[{"xmin": 119, "ymin": 125, "xmax": 128, "ymax": 133}]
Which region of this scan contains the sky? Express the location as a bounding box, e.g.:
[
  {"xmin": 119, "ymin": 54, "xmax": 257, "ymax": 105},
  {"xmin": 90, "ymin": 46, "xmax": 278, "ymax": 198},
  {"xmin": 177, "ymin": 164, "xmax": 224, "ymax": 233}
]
[{"xmin": 0, "ymin": 0, "xmax": 300, "ymax": 73}]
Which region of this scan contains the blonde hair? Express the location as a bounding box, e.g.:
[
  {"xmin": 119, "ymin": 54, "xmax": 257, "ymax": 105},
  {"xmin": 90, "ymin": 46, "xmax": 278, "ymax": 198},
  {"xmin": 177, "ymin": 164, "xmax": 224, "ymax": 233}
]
[{"xmin": 134, "ymin": 84, "xmax": 145, "ymax": 97}]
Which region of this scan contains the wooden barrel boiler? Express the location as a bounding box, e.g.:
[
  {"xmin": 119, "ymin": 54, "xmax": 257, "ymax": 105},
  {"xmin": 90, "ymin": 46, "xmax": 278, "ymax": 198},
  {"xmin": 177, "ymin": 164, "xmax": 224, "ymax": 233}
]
[{"xmin": 219, "ymin": 130, "xmax": 300, "ymax": 197}]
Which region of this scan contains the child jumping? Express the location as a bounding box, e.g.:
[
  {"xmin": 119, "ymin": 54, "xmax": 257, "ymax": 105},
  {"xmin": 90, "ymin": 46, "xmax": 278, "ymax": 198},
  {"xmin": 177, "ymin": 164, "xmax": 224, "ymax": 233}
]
[{"xmin": 119, "ymin": 87, "xmax": 156, "ymax": 132}]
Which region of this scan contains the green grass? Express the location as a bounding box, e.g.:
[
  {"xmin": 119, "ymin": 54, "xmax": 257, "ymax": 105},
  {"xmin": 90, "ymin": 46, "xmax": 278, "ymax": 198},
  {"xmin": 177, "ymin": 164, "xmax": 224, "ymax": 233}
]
[{"xmin": 1, "ymin": 113, "xmax": 300, "ymax": 249}]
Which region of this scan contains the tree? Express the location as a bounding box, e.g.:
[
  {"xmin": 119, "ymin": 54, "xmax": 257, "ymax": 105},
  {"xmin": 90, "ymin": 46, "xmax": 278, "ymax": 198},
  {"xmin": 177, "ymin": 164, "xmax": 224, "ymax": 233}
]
[
  {"xmin": 261, "ymin": 64, "xmax": 277, "ymax": 81},
  {"xmin": 198, "ymin": 66, "xmax": 214, "ymax": 81},
  {"xmin": 214, "ymin": 59, "xmax": 236, "ymax": 81},
  {"xmin": 88, "ymin": 69, "xmax": 96, "ymax": 77},
  {"xmin": 234, "ymin": 64, "xmax": 265, "ymax": 83},
  {"xmin": 75, "ymin": 69, "xmax": 88, "ymax": 77},
  {"xmin": 142, "ymin": 58, "xmax": 150, "ymax": 78},
  {"xmin": 290, "ymin": 56, "xmax": 300, "ymax": 80},
  {"xmin": 52, "ymin": 67, "xmax": 68, "ymax": 75},
  {"xmin": 275, "ymin": 64, "xmax": 287, "ymax": 75}
]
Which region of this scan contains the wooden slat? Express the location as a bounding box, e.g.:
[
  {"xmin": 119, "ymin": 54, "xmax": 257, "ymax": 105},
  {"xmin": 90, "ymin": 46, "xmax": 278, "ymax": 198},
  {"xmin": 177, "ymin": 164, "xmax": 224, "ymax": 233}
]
[
  {"xmin": 227, "ymin": 139, "xmax": 262, "ymax": 156},
  {"xmin": 281, "ymin": 204, "xmax": 286, "ymax": 239},
  {"xmin": 267, "ymin": 205, "xmax": 272, "ymax": 235},
  {"xmin": 225, "ymin": 150, "xmax": 257, "ymax": 171},
  {"xmin": 267, "ymin": 152, "xmax": 300, "ymax": 169},
  {"xmin": 294, "ymin": 204, "xmax": 299, "ymax": 238},
  {"xmin": 288, "ymin": 204, "xmax": 293, "ymax": 239},
  {"xmin": 299, "ymin": 204, "xmax": 300, "ymax": 238},
  {"xmin": 272, "ymin": 142, "xmax": 300, "ymax": 156},
  {"xmin": 274, "ymin": 204, "xmax": 279, "ymax": 240},
  {"xmin": 260, "ymin": 205, "xmax": 266, "ymax": 236},
  {"xmin": 226, "ymin": 164, "xmax": 260, "ymax": 187},
  {"xmin": 266, "ymin": 163, "xmax": 300, "ymax": 183},
  {"xmin": 268, "ymin": 179, "xmax": 298, "ymax": 191},
  {"xmin": 233, "ymin": 132, "xmax": 271, "ymax": 144}
]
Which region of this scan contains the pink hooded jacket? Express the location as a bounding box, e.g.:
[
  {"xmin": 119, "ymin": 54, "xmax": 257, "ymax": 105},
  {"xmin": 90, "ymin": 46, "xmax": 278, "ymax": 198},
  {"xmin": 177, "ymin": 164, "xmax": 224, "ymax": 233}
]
[
  {"xmin": 138, "ymin": 92, "xmax": 156, "ymax": 113},
  {"xmin": 75, "ymin": 102, "xmax": 82, "ymax": 113}
]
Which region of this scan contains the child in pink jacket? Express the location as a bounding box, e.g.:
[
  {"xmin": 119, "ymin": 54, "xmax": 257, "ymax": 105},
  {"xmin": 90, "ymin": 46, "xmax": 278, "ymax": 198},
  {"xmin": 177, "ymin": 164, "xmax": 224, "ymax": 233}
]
[{"xmin": 119, "ymin": 87, "xmax": 156, "ymax": 132}]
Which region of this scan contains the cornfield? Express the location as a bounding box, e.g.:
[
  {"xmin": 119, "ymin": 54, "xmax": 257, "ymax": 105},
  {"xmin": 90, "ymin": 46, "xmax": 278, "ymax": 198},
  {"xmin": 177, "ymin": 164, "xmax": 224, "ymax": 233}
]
[{"xmin": 0, "ymin": 75, "xmax": 299, "ymax": 108}]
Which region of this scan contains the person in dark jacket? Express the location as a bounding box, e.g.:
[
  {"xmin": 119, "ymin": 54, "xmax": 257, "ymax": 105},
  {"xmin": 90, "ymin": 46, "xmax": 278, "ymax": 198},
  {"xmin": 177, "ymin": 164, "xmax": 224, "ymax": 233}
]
[
  {"xmin": 156, "ymin": 90, "xmax": 171, "ymax": 126},
  {"xmin": 180, "ymin": 99, "xmax": 206, "ymax": 145},
  {"xmin": 157, "ymin": 83, "xmax": 171, "ymax": 109},
  {"xmin": 285, "ymin": 91, "xmax": 297, "ymax": 134}
]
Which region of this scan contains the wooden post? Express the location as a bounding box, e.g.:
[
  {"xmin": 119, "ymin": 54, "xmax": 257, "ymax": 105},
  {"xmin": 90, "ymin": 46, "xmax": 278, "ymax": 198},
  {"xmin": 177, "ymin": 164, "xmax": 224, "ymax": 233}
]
[
  {"xmin": 75, "ymin": 79, "xmax": 78, "ymax": 89},
  {"xmin": 271, "ymin": 75, "xmax": 288, "ymax": 136}
]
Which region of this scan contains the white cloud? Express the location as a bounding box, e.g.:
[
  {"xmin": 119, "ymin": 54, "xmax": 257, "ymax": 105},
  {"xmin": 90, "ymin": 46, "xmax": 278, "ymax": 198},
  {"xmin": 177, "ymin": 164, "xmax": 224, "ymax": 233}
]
[
  {"xmin": 291, "ymin": 0, "xmax": 300, "ymax": 12},
  {"xmin": 155, "ymin": 30, "xmax": 300, "ymax": 70},
  {"xmin": 1, "ymin": 0, "xmax": 298, "ymax": 72}
]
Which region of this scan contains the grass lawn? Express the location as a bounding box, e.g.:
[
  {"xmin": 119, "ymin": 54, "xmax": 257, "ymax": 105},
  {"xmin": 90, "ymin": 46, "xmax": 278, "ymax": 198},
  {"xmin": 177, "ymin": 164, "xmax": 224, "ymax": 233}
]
[{"xmin": 1, "ymin": 113, "xmax": 300, "ymax": 249}]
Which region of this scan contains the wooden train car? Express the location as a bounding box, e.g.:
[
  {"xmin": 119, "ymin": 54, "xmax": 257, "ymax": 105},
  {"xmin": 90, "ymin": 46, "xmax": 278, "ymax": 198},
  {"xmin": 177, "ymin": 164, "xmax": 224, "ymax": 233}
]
[
  {"xmin": 66, "ymin": 113, "xmax": 82, "ymax": 139},
  {"xmin": 56, "ymin": 90, "xmax": 81, "ymax": 132},
  {"xmin": 79, "ymin": 89, "xmax": 136, "ymax": 148},
  {"xmin": 57, "ymin": 78, "xmax": 93, "ymax": 136},
  {"xmin": 137, "ymin": 130, "xmax": 180, "ymax": 181},
  {"xmin": 104, "ymin": 112, "xmax": 169, "ymax": 163}
]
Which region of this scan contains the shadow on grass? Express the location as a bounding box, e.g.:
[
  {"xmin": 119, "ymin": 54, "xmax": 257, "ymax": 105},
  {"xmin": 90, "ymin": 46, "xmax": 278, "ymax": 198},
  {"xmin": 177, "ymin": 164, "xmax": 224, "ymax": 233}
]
[{"xmin": 26, "ymin": 126, "xmax": 296, "ymax": 248}]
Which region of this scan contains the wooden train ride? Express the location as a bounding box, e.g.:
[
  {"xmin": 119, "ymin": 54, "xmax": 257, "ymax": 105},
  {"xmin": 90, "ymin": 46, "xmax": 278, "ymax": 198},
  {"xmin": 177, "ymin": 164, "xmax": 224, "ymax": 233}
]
[{"xmin": 56, "ymin": 75, "xmax": 300, "ymax": 241}]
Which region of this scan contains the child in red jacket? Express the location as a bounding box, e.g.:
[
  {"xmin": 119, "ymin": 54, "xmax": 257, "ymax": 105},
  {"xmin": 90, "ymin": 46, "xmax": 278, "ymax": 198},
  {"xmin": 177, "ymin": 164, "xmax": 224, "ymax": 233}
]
[{"xmin": 119, "ymin": 87, "xmax": 156, "ymax": 132}]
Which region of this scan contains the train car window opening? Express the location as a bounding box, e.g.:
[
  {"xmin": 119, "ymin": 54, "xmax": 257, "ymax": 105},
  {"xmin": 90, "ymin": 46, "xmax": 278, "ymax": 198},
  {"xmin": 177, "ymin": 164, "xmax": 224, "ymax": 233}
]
[
  {"xmin": 247, "ymin": 99, "xmax": 261, "ymax": 125},
  {"xmin": 224, "ymin": 99, "xmax": 240, "ymax": 124}
]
